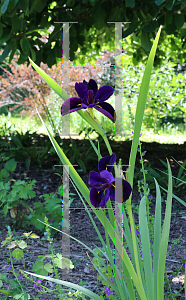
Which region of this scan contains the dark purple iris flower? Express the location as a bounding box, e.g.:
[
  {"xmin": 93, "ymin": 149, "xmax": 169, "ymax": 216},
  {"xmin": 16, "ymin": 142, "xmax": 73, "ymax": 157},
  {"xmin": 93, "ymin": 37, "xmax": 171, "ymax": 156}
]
[
  {"xmin": 88, "ymin": 153, "xmax": 132, "ymax": 207},
  {"xmin": 61, "ymin": 79, "xmax": 116, "ymax": 123}
]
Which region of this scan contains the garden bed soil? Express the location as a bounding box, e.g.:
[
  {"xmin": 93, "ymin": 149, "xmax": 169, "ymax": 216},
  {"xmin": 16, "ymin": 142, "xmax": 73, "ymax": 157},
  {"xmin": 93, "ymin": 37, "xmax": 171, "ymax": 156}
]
[{"xmin": 0, "ymin": 139, "xmax": 186, "ymax": 299}]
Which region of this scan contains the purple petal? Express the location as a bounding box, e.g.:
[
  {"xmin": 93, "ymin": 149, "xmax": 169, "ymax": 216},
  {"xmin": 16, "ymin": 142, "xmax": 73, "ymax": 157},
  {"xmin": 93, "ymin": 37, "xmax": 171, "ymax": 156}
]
[
  {"xmin": 95, "ymin": 85, "xmax": 114, "ymax": 103},
  {"xmin": 99, "ymin": 188, "xmax": 110, "ymax": 207},
  {"xmin": 75, "ymin": 82, "xmax": 88, "ymax": 103},
  {"xmin": 94, "ymin": 102, "xmax": 116, "ymax": 123},
  {"xmin": 61, "ymin": 97, "xmax": 85, "ymax": 115},
  {"xmin": 86, "ymin": 79, "xmax": 98, "ymax": 96},
  {"xmin": 88, "ymin": 170, "xmax": 105, "ymax": 186},
  {"xmin": 88, "ymin": 170, "xmax": 114, "ymax": 189},
  {"xmin": 88, "ymin": 103, "xmax": 96, "ymax": 108},
  {"xmin": 110, "ymin": 179, "xmax": 132, "ymax": 203},
  {"xmin": 90, "ymin": 187, "xmax": 110, "ymax": 208},
  {"xmin": 122, "ymin": 179, "xmax": 132, "ymax": 202},
  {"xmin": 98, "ymin": 153, "xmax": 116, "ymax": 172},
  {"xmin": 109, "ymin": 185, "xmax": 115, "ymax": 200},
  {"xmin": 90, "ymin": 187, "xmax": 104, "ymax": 207},
  {"xmin": 87, "ymin": 90, "xmax": 95, "ymax": 105},
  {"xmin": 37, "ymin": 279, "xmax": 42, "ymax": 283},
  {"xmin": 100, "ymin": 170, "xmax": 115, "ymax": 185}
]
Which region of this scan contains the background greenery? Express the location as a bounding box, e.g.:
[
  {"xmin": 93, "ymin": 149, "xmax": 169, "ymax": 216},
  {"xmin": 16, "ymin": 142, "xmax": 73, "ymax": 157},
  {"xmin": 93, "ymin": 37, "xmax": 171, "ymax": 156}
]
[
  {"xmin": 0, "ymin": 0, "xmax": 186, "ymax": 67},
  {"xmin": 1, "ymin": 52, "xmax": 186, "ymax": 144}
]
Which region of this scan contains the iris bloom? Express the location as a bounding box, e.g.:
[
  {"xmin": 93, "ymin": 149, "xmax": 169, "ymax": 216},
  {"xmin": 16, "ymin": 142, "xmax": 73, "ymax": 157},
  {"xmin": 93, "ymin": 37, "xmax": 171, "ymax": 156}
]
[
  {"xmin": 88, "ymin": 153, "xmax": 132, "ymax": 207},
  {"xmin": 61, "ymin": 79, "xmax": 116, "ymax": 123}
]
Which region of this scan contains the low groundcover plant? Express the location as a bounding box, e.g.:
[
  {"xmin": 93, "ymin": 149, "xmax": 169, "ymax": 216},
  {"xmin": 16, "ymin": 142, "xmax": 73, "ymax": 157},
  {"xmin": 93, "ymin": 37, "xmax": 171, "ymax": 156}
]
[{"xmin": 18, "ymin": 26, "xmax": 186, "ymax": 300}]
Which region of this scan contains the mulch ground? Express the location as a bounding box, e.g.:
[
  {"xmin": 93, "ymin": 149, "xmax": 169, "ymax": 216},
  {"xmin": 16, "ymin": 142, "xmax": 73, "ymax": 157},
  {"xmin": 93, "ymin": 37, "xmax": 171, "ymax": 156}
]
[{"xmin": 0, "ymin": 139, "xmax": 186, "ymax": 299}]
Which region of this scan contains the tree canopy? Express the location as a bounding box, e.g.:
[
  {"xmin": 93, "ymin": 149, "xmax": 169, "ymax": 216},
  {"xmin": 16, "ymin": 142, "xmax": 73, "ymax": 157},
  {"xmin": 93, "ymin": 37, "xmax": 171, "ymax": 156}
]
[{"xmin": 0, "ymin": 0, "xmax": 186, "ymax": 67}]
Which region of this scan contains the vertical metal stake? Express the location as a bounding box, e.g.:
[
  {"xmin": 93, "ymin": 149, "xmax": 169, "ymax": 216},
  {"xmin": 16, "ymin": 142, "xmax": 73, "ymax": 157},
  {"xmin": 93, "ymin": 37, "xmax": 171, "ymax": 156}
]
[{"xmin": 62, "ymin": 164, "xmax": 70, "ymax": 280}]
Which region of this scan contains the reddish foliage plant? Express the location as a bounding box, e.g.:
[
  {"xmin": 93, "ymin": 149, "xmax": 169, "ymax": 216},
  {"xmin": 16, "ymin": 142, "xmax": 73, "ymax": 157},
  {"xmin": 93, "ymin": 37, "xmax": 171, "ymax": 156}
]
[{"xmin": 0, "ymin": 52, "xmax": 104, "ymax": 118}]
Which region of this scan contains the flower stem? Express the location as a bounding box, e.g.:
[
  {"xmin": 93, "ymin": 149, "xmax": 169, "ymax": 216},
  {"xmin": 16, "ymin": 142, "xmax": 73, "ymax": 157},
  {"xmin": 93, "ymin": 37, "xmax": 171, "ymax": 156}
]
[{"xmin": 102, "ymin": 133, "xmax": 113, "ymax": 156}]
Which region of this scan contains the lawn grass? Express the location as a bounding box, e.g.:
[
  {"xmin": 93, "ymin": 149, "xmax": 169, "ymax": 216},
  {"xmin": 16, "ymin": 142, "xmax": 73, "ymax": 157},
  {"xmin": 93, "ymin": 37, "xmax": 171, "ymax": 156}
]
[{"xmin": 1, "ymin": 113, "xmax": 186, "ymax": 144}]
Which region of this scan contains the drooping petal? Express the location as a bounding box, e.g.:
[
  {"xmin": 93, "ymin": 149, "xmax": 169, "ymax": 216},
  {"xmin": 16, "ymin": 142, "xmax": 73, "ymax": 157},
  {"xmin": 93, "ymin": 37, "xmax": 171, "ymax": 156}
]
[
  {"xmin": 61, "ymin": 97, "xmax": 83, "ymax": 116},
  {"xmin": 90, "ymin": 187, "xmax": 110, "ymax": 207},
  {"xmin": 109, "ymin": 185, "xmax": 115, "ymax": 200},
  {"xmin": 99, "ymin": 188, "xmax": 110, "ymax": 207},
  {"xmin": 94, "ymin": 102, "xmax": 116, "ymax": 123},
  {"xmin": 95, "ymin": 85, "xmax": 114, "ymax": 103},
  {"xmin": 111, "ymin": 179, "xmax": 132, "ymax": 203},
  {"xmin": 90, "ymin": 187, "xmax": 104, "ymax": 207},
  {"xmin": 109, "ymin": 179, "xmax": 132, "ymax": 203},
  {"xmin": 86, "ymin": 79, "xmax": 98, "ymax": 96},
  {"xmin": 122, "ymin": 179, "xmax": 132, "ymax": 202},
  {"xmin": 75, "ymin": 82, "xmax": 88, "ymax": 104},
  {"xmin": 98, "ymin": 153, "xmax": 116, "ymax": 172}
]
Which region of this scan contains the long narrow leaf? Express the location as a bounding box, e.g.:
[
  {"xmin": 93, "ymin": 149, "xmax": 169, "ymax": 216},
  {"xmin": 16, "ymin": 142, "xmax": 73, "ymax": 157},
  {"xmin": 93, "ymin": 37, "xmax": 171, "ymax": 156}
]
[
  {"xmin": 70, "ymin": 163, "xmax": 136, "ymax": 299},
  {"xmin": 36, "ymin": 220, "xmax": 119, "ymax": 295},
  {"xmin": 153, "ymin": 178, "xmax": 162, "ymax": 300},
  {"xmin": 69, "ymin": 177, "xmax": 120, "ymax": 295},
  {"xmin": 121, "ymin": 247, "xmax": 147, "ymax": 300},
  {"xmin": 29, "ymin": 58, "xmax": 69, "ymax": 101},
  {"xmin": 86, "ymin": 133, "xmax": 101, "ymax": 159},
  {"xmin": 29, "ymin": 57, "xmax": 107, "ymax": 138},
  {"xmin": 36, "ymin": 110, "xmax": 119, "ymax": 245},
  {"xmin": 38, "ymin": 200, "xmax": 147, "ymax": 299},
  {"xmin": 156, "ymin": 168, "xmax": 186, "ymax": 184},
  {"xmin": 139, "ymin": 196, "xmax": 153, "ymax": 299},
  {"xmin": 126, "ymin": 26, "xmax": 162, "ymax": 288},
  {"xmin": 31, "ymin": 52, "xmax": 150, "ymax": 299},
  {"xmin": 157, "ymin": 159, "xmax": 173, "ymax": 299},
  {"xmin": 160, "ymin": 186, "xmax": 186, "ymax": 208},
  {"xmin": 23, "ymin": 271, "xmax": 103, "ymax": 300},
  {"xmin": 127, "ymin": 26, "xmax": 162, "ymax": 190}
]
